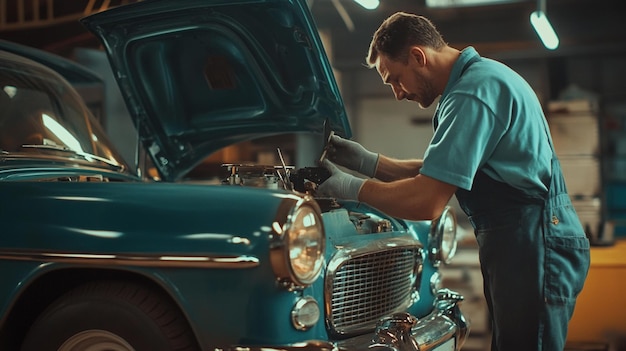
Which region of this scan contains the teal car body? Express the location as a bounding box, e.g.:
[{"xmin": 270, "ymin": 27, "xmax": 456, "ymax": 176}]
[{"xmin": 0, "ymin": 1, "xmax": 468, "ymax": 350}]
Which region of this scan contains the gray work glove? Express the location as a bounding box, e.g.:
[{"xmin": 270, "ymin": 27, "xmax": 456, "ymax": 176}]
[
  {"xmin": 326, "ymin": 135, "xmax": 379, "ymax": 178},
  {"xmin": 318, "ymin": 159, "xmax": 365, "ymax": 201}
]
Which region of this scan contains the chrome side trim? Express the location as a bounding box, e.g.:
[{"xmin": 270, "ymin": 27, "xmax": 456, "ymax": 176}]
[{"xmin": 0, "ymin": 251, "xmax": 259, "ymax": 269}]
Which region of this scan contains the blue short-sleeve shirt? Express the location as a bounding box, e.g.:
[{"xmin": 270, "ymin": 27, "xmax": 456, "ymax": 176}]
[{"xmin": 419, "ymin": 47, "xmax": 552, "ymax": 196}]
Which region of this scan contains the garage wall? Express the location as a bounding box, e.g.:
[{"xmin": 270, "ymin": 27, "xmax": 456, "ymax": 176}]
[{"xmin": 356, "ymin": 98, "xmax": 435, "ymax": 160}]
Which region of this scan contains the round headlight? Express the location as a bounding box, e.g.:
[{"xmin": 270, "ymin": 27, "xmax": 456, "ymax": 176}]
[
  {"xmin": 428, "ymin": 206, "xmax": 458, "ymax": 265},
  {"xmin": 270, "ymin": 196, "xmax": 325, "ymax": 288},
  {"xmin": 440, "ymin": 210, "xmax": 457, "ymax": 263},
  {"xmin": 287, "ymin": 204, "xmax": 325, "ymax": 285}
]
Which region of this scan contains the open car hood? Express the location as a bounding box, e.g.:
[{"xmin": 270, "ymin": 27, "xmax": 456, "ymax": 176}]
[{"xmin": 81, "ymin": 0, "xmax": 351, "ymax": 181}]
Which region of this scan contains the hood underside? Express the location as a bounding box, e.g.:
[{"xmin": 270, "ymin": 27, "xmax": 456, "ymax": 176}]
[{"xmin": 81, "ymin": 0, "xmax": 351, "ymax": 181}]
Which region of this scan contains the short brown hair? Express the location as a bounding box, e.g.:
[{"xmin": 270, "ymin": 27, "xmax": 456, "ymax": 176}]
[{"xmin": 366, "ymin": 12, "xmax": 447, "ymax": 67}]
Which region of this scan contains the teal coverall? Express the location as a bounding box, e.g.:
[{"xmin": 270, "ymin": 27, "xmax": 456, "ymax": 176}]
[{"xmin": 420, "ymin": 47, "xmax": 590, "ymax": 350}]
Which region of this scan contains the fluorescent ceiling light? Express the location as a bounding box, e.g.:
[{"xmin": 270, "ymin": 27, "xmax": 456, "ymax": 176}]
[
  {"xmin": 353, "ymin": 0, "xmax": 379, "ymax": 10},
  {"xmin": 530, "ymin": 10, "xmax": 559, "ymax": 50},
  {"xmin": 426, "ymin": 0, "xmax": 521, "ymax": 8}
]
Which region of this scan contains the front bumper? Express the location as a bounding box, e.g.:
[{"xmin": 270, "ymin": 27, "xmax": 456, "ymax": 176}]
[{"xmin": 221, "ymin": 289, "xmax": 469, "ymax": 351}]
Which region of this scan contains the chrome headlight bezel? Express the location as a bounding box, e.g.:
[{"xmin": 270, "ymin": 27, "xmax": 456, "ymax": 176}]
[
  {"xmin": 428, "ymin": 206, "xmax": 458, "ymax": 266},
  {"xmin": 270, "ymin": 195, "xmax": 325, "ymax": 288}
]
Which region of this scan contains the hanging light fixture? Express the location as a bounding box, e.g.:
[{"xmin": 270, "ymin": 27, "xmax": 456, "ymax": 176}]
[
  {"xmin": 530, "ymin": 0, "xmax": 559, "ymax": 50},
  {"xmin": 353, "ymin": 0, "xmax": 379, "ymax": 10}
]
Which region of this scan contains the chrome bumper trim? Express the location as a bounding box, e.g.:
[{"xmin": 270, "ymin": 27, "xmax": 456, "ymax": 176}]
[
  {"xmin": 221, "ymin": 289, "xmax": 469, "ymax": 351},
  {"xmin": 216, "ymin": 340, "xmax": 338, "ymax": 351}
]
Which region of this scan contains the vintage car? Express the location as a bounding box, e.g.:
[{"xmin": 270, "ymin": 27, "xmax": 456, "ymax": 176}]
[{"xmin": 0, "ymin": 0, "xmax": 468, "ymax": 350}]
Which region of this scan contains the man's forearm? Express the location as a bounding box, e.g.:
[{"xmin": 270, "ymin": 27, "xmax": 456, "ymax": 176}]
[
  {"xmin": 358, "ymin": 174, "xmax": 457, "ymax": 221},
  {"xmin": 374, "ymin": 155, "xmax": 424, "ymax": 181}
]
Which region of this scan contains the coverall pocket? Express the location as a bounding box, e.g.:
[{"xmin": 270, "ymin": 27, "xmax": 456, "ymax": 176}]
[{"xmin": 543, "ymin": 206, "xmax": 590, "ymax": 305}]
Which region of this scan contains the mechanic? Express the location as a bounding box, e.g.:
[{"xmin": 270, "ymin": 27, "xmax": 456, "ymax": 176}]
[{"xmin": 318, "ymin": 12, "xmax": 590, "ymax": 351}]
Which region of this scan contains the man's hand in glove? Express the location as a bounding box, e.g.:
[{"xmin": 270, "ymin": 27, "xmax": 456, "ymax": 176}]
[
  {"xmin": 317, "ymin": 159, "xmax": 365, "ymax": 201},
  {"xmin": 326, "ymin": 135, "xmax": 379, "ymax": 178}
]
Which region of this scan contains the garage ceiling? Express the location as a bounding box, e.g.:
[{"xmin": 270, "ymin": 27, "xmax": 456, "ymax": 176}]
[
  {"xmin": 0, "ymin": 0, "xmax": 624, "ymax": 66},
  {"xmin": 309, "ymin": 0, "xmax": 626, "ymax": 67}
]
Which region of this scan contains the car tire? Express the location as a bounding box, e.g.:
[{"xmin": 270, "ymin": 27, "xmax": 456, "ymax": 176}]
[{"xmin": 21, "ymin": 280, "xmax": 199, "ymax": 351}]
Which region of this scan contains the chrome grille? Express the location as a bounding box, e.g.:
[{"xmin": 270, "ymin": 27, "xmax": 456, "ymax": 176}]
[{"xmin": 326, "ymin": 245, "xmax": 421, "ymax": 336}]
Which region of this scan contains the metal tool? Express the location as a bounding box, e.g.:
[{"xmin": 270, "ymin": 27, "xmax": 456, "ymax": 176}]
[
  {"xmin": 276, "ymin": 147, "xmax": 292, "ymax": 191},
  {"xmin": 319, "ymin": 119, "xmax": 334, "ymax": 164}
]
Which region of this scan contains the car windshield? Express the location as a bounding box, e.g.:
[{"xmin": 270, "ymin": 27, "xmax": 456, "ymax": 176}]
[{"xmin": 0, "ymin": 51, "xmax": 126, "ymax": 170}]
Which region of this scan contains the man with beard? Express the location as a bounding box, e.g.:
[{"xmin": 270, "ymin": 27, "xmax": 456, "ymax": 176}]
[{"xmin": 318, "ymin": 12, "xmax": 590, "ymax": 351}]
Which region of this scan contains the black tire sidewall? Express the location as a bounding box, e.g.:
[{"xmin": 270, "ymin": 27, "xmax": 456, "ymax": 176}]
[{"xmin": 22, "ymin": 289, "xmax": 177, "ymax": 351}]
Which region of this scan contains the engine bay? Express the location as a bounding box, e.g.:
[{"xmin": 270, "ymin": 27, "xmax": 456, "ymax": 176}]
[
  {"xmin": 219, "ymin": 162, "xmax": 394, "ymax": 234},
  {"xmin": 220, "ymin": 163, "xmax": 331, "ymax": 197}
]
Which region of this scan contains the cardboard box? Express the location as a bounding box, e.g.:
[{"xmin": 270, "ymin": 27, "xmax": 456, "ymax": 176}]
[
  {"xmin": 559, "ymin": 156, "xmax": 601, "ymax": 197},
  {"xmin": 547, "ymin": 98, "xmax": 598, "ymax": 114},
  {"xmin": 548, "ymin": 114, "xmax": 599, "ymax": 156}
]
